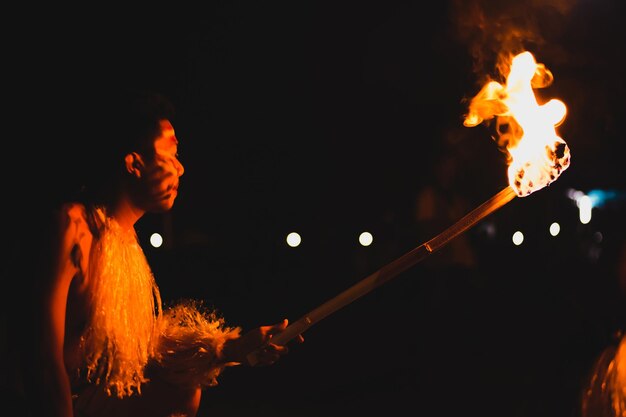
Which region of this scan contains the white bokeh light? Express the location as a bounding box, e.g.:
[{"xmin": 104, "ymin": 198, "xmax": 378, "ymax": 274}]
[
  {"xmin": 286, "ymin": 232, "xmax": 302, "ymax": 248},
  {"xmin": 358, "ymin": 231, "xmax": 373, "ymax": 247},
  {"xmin": 150, "ymin": 233, "xmax": 163, "ymax": 248},
  {"xmin": 577, "ymin": 195, "xmax": 592, "ymax": 224},
  {"xmin": 549, "ymin": 222, "xmax": 560, "ymax": 236}
]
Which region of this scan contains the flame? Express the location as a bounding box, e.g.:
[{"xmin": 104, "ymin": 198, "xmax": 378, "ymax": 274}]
[{"xmin": 464, "ymin": 51, "xmax": 570, "ymax": 197}]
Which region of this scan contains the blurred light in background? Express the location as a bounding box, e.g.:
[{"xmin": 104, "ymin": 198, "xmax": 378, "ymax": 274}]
[
  {"xmin": 286, "ymin": 232, "xmax": 302, "ymax": 248},
  {"xmin": 587, "ymin": 189, "xmax": 622, "ymax": 208},
  {"xmin": 512, "ymin": 231, "xmax": 524, "ymax": 246},
  {"xmin": 150, "ymin": 232, "xmax": 163, "ymax": 248},
  {"xmin": 593, "ymin": 231, "xmax": 603, "ymax": 244},
  {"xmin": 549, "ymin": 222, "xmax": 560, "ymax": 237},
  {"xmin": 358, "ymin": 231, "xmax": 373, "ymax": 247},
  {"xmin": 577, "ymin": 195, "xmax": 592, "ymax": 224},
  {"xmin": 566, "ymin": 188, "xmax": 625, "ymax": 226}
]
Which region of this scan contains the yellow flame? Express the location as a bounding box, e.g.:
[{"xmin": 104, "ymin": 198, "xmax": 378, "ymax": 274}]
[{"xmin": 464, "ymin": 51, "xmax": 570, "ymax": 196}]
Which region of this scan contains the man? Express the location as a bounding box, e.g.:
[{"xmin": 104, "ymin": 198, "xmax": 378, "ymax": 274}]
[{"xmin": 2, "ymin": 89, "xmax": 301, "ymax": 417}]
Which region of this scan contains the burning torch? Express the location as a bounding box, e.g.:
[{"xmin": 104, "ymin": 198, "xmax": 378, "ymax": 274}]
[{"xmin": 248, "ymin": 50, "xmax": 571, "ymax": 365}]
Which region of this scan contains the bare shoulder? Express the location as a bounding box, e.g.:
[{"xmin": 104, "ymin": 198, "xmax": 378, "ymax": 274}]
[
  {"xmin": 54, "ymin": 202, "xmax": 94, "ymax": 276},
  {"xmin": 56, "ymin": 202, "xmax": 90, "ymax": 239}
]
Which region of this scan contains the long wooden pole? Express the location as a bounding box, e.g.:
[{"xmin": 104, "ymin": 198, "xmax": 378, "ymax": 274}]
[{"xmin": 247, "ymin": 185, "xmax": 518, "ymax": 364}]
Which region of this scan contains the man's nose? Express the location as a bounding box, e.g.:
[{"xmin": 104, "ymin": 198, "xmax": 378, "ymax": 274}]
[{"xmin": 176, "ymin": 160, "xmax": 185, "ymax": 177}]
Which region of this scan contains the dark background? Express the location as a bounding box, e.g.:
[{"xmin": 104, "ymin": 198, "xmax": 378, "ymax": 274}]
[{"xmin": 5, "ymin": 1, "xmax": 626, "ymax": 416}]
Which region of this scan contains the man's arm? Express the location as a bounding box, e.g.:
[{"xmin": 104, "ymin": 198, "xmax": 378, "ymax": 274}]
[{"xmin": 21, "ymin": 204, "xmax": 84, "ymax": 417}]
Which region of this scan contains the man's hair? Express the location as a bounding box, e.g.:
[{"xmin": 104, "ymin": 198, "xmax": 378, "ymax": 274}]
[
  {"xmin": 78, "ymin": 88, "xmax": 177, "ymax": 206},
  {"xmin": 111, "ymin": 88, "xmax": 177, "ymax": 158}
]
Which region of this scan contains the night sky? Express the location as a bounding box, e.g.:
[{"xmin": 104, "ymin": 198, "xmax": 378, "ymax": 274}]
[{"xmin": 6, "ymin": 1, "xmax": 626, "ymax": 416}]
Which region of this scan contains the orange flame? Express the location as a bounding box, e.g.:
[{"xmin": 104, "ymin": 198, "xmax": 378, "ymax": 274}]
[{"xmin": 464, "ymin": 51, "xmax": 570, "ymax": 197}]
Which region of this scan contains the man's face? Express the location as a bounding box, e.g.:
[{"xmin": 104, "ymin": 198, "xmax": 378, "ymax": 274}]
[{"xmin": 134, "ymin": 120, "xmax": 185, "ymax": 212}]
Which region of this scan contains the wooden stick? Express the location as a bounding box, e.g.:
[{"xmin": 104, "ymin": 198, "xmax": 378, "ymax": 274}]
[{"xmin": 247, "ymin": 185, "xmax": 518, "ymax": 365}]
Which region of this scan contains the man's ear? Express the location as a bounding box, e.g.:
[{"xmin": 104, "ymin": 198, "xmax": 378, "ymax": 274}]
[{"xmin": 125, "ymin": 152, "xmax": 144, "ymax": 178}]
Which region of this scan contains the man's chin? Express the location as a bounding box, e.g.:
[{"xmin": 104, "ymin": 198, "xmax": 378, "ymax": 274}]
[{"xmin": 149, "ymin": 200, "xmax": 175, "ymax": 213}]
